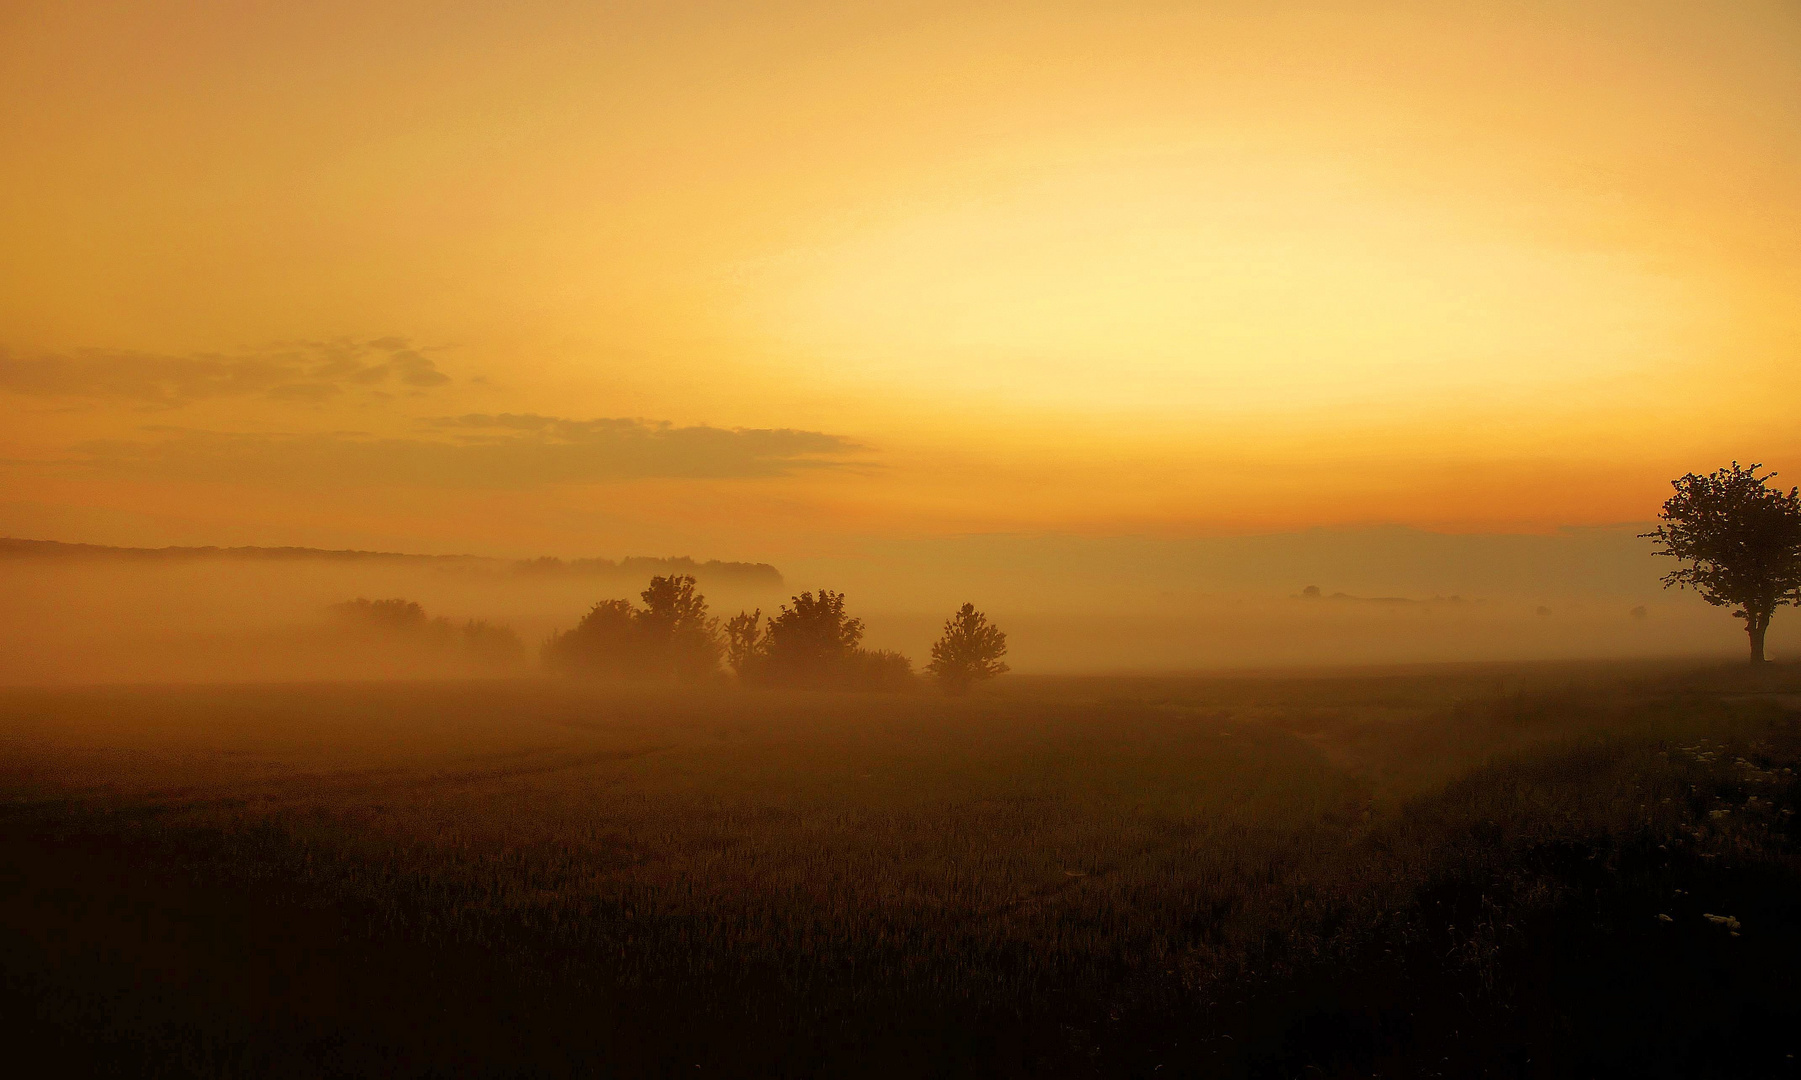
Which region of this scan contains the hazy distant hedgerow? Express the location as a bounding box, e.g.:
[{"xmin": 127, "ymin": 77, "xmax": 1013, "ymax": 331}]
[
  {"xmin": 542, "ymin": 574, "xmax": 723, "ymax": 681},
  {"xmin": 332, "ymin": 597, "xmax": 428, "ymax": 630},
  {"xmin": 728, "ymin": 590, "xmax": 914, "ymax": 690},
  {"xmin": 331, "ymin": 597, "xmax": 526, "ymax": 669},
  {"xmin": 926, "ymin": 603, "xmax": 1008, "ymax": 693}
]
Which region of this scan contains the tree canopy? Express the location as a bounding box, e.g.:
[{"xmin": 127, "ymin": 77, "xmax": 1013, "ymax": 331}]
[
  {"xmin": 761, "ymin": 590, "xmax": 865, "ymax": 678},
  {"xmin": 1645, "ymin": 462, "xmax": 1801, "ymax": 663},
  {"xmin": 927, "ymin": 603, "xmax": 1009, "ymax": 692},
  {"xmin": 542, "ymin": 574, "xmax": 722, "ymax": 680},
  {"xmin": 727, "ymin": 591, "xmax": 914, "ymax": 689},
  {"xmin": 635, "ymin": 573, "xmax": 724, "ymax": 680},
  {"xmin": 545, "ymin": 581, "xmax": 922, "ymax": 690}
]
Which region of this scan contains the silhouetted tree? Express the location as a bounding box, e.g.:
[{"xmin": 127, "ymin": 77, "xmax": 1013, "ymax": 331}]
[
  {"xmin": 724, "ymin": 609, "xmax": 761, "ymax": 677},
  {"xmin": 542, "ymin": 598, "xmax": 640, "ymax": 677},
  {"xmin": 636, "ymin": 574, "xmax": 722, "ymax": 680},
  {"xmin": 760, "ymin": 590, "xmax": 864, "ymax": 682},
  {"xmin": 1645, "ymin": 462, "xmax": 1801, "ymax": 663},
  {"xmin": 926, "ymin": 603, "xmax": 1009, "ymax": 692},
  {"xmin": 730, "ymin": 590, "xmax": 914, "ymax": 689},
  {"xmin": 542, "ymin": 575, "xmax": 724, "ymax": 680}
]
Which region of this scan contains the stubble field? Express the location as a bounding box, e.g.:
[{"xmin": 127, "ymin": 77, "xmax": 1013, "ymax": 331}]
[{"xmin": 2, "ymin": 664, "xmax": 1798, "ymax": 1077}]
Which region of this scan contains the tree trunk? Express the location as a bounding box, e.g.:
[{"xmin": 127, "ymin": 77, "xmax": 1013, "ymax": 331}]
[{"xmin": 1748, "ymin": 614, "xmax": 1768, "ymax": 664}]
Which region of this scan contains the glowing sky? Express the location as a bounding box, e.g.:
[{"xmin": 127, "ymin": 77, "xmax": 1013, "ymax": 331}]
[{"xmin": 3, "ymin": 1, "xmax": 1798, "ymax": 558}]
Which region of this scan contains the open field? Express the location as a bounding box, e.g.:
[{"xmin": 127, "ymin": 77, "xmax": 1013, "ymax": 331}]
[{"xmin": 3, "ymin": 664, "xmax": 1799, "ymax": 1076}]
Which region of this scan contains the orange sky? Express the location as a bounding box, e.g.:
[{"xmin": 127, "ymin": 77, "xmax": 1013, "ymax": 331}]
[{"xmin": 3, "ymin": 0, "xmax": 1798, "ymax": 560}]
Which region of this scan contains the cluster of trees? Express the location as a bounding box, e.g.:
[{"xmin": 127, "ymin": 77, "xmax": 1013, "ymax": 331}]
[
  {"xmin": 725, "ymin": 590, "xmax": 914, "ymax": 690},
  {"xmin": 541, "ymin": 575, "xmax": 723, "ymax": 681},
  {"xmin": 333, "ymin": 458, "xmax": 1799, "ymax": 680},
  {"xmin": 330, "ymin": 597, "xmax": 526, "ymax": 668},
  {"xmin": 544, "ymin": 575, "xmax": 1009, "ymax": 691}
]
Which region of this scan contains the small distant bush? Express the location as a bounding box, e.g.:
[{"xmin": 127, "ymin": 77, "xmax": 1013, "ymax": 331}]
[
  {"xmin": 542, "ymin": 575, "xmax": 722, "ymax": 682},
  {"xmin": 459, "ymin": 619, "xmax": 527, "ymax": 669},
  {"xmin": 728, "ymin": 590, "xmax": 915, "ymax": 690},
  {"xmin": 330, "ymin": 597, "xmax": 525, "ymax": 670},
  {"xmin": 847, "ymin": 648, "xmax": 917, "ymax": 692},
  {"xmin": 332, "ymin": 598, "xmax": 428, "ymax": 631}
]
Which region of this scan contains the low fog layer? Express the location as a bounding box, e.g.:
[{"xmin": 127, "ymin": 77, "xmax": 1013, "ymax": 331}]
[
  {"xmin": 0, "ymin": 543, "xmax": 786, "ymax": 685},
  {"xmin": 0, "ymin": 524, "xmax": 1778, "ymax": 685},
  {"xmin": 796, "ymin": 525, "xmax": 1780, "ymax": 670}
]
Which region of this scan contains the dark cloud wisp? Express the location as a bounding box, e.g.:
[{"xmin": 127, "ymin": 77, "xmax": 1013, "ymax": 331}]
[
  {"xmin": 0, "ymin": 339, "xmax": 449, "ymax": 406},
  {"xmin": 72, "ymin": 414, "xmax": 863, "ymax": 488}
]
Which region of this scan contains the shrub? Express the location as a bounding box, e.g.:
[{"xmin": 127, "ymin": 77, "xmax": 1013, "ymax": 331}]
[
  {"xmin": 460, "ymin": 620, "xmax": 526, "ymax": 669},
  {"xmin": 331, "ymin": 598, "xmax": 525, "ymax": 670},
  {"xmin": 846, "ymin": 648, "xmax": 917, "ymax": 691},
  {"xmin": 332, "ymin": 597, "xmax": 428, "ymax": 631}
]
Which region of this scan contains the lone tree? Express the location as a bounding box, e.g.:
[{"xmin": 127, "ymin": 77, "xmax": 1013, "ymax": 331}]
[
  {"xmin": 927, "ymin": 603, "xmax": 1009, "ymax": 692},
  {"xmin": 1645, "ymin": 462, "xmax": 1801, "ymax": 663}
]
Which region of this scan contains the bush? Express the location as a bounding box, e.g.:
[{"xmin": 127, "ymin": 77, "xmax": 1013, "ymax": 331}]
[
  {"xmin": 846, "ymin": 648, "xmax": 917, "ymax": 691},
  {"xmin": 330, "ymin": 598, "xmax": 525, "ymax": 670},
  {"xmin": 332, "ymin": 598, "xmax": 427, "ymax": 631},
  {"xmin": 459, "ymin": 619, "xmax": 527, "ymax": 670}
]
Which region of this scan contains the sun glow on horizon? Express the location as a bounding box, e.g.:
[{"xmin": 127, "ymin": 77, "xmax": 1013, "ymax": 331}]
[
  {"xmin": 2, "ymin": 1, "xmax": 1798, "ymax": 554},
  {"xmin": 727, "ymin": 145, "xmax": 1720, "ymax": 416}
]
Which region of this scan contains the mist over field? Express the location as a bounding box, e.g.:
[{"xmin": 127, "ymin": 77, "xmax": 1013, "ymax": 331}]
[
  {"xmin": 808, "ymin": 525, "xmax": 1770, "ymax": 669},
  {"xmin": 0, "ymin": 540, "xmax": 784, "ymax": 684},
  {"xmin": 6, "ymin": 1, "xmax": 1801, "ymax": 1074},
  {"xmin": 1, "ymin": 523, "xmax": 1774, "ymax": 686}
]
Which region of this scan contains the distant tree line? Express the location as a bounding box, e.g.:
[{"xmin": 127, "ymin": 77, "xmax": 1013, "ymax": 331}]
[
  {"xmin": 543, "ymin": 575, "xmax": 1007, "ymax": 692},
  {"xmin": 513, "ymin": 555, "xmax": 783, "ymax": 587}
]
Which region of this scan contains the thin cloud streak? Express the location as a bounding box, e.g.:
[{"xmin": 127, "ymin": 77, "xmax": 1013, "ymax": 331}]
[
  {"xmin": 71, "ymin": 415, "xmax": 864, "ymax": 488},
  {"xmin": 0, "ymin": 339, "xmax": 450, "ymax": 406}
]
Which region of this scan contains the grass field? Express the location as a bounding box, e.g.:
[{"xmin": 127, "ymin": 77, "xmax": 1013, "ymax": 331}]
[{"xmin": 2, "ymin": 664, "xmax": 1798, "ymax": 1077}]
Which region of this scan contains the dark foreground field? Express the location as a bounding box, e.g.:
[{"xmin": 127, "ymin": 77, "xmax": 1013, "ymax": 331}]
[{"xmin": 2, "ymin": 664, "xmax": 1798, "ymax": 1077}]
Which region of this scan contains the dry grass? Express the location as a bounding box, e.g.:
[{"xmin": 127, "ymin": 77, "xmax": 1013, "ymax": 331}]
[{"xmin": 1, "ymin": 662, "xmax": 1797, "ymax": 1075}]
